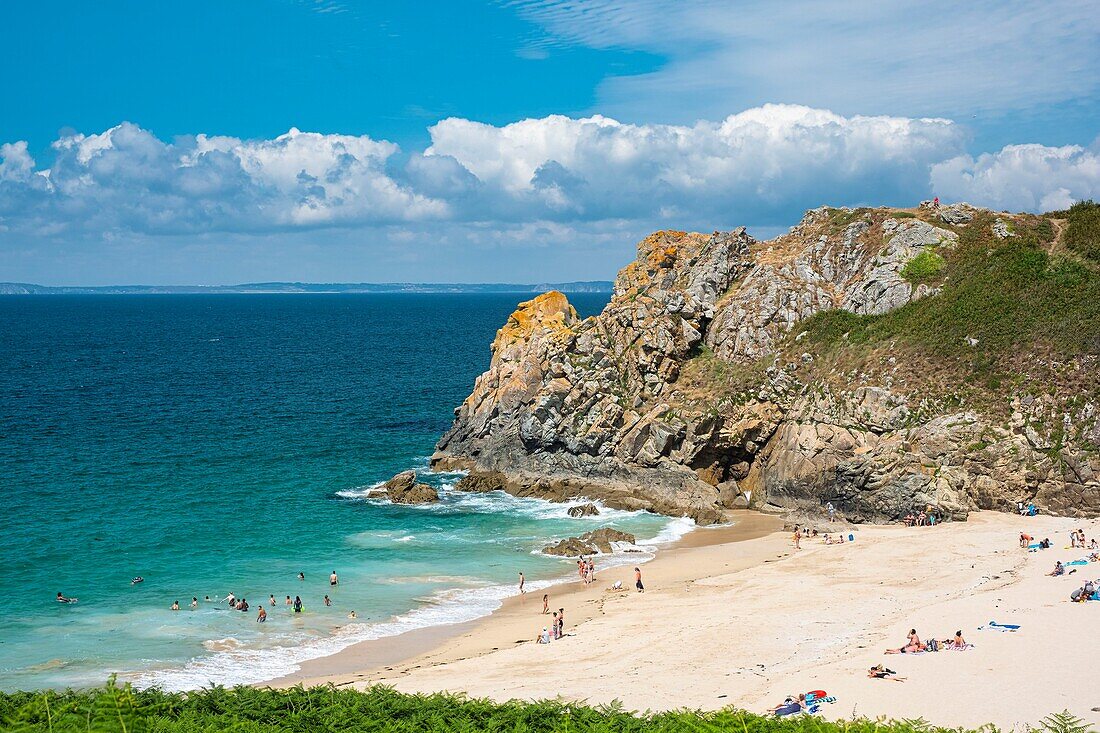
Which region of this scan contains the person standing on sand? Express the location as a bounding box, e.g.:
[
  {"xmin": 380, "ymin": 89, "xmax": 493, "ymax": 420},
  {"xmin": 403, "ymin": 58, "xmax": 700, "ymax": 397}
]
[
  {"xmin": 826, "ymin": 502, "xmax": 835, "ymax": 521},
  {"xmin": 557, "ymin": 608, "xmax": 564, "ymax": 637},
  {"xmin": 330, "ymin": 570, "xmax": 338, "ymax": 586},
  {"xmin": 542, "ymin": 593, "xmax": 549, "ymax": 614},
  {"xmin": 518, "ymin": 572, "xmax": 526, "ymax": 594},
  {"xmin": 793, "ymin": 527, "xmax": 801, "ymax": 550},
  {"xmin": 551, "ymin": 612, "xmax": 559, "ymax": 639},
  {"xmin": 578, "ymin": 559, "xmax": 587, "ymax": 585},
  {"xmin": 634, "ymin": 567, "xmax": 644, "ymax": 592}
]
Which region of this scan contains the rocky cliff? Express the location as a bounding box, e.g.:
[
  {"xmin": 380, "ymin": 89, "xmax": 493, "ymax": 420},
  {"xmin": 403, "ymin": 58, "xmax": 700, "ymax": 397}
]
[{"xmin": 433, "ymin": 201, "xmax": 1100, "ymax": 523}]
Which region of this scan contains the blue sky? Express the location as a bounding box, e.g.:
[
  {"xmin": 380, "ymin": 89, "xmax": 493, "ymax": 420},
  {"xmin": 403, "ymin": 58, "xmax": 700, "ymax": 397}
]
[{"xmin": 1, "ymin": 0, "xmax": 1098, "ymax": 285}]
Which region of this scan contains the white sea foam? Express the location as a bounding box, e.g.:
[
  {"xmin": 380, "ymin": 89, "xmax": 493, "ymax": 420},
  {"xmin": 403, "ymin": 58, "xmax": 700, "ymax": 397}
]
[{"xmin": 128, "ymin": 461, "xmax": 701, "ymax": 692}]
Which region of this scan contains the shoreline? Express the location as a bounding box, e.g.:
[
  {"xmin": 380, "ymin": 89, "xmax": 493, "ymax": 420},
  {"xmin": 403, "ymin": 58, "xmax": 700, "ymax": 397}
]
[
  {"xmin": 265, "ymin": 510, "xmax": 784, "ymax": 688},
  {"xmin": 268, "ymin": 511, "xmax": 1099, "ymax": 731}
]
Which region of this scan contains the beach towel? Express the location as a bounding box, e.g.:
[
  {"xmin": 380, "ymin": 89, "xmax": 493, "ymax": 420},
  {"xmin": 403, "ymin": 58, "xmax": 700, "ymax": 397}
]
[
  {"xmin": 980, "ymin": 621, "xmax": 1020, "ymax": 631},
  {"xmin": 775, "ymin": 703, "xmax": 802, "ymax": 716},
  {"xmin": 1066, "ymin": 560, "xmax": 1088, "ymax": 566}
]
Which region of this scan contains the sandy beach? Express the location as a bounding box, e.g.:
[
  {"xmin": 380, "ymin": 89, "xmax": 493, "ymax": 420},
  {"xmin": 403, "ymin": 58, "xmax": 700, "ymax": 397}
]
[{"xmin": 271, "ymin": 511, "xmax": 1100, "ymax": 731}]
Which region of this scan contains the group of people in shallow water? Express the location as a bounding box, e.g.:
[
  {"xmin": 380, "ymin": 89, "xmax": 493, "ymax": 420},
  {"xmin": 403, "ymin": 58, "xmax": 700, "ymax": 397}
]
[{"xmin": 161, "ymin": 570, "xmax": 358, "ymax": 621}]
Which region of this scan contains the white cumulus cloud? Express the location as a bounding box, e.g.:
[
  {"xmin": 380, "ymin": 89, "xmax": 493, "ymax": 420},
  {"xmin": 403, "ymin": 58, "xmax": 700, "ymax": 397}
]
[{"xmin": 930, "ymin": 143, "xmax": 1100, "ymax": 212}]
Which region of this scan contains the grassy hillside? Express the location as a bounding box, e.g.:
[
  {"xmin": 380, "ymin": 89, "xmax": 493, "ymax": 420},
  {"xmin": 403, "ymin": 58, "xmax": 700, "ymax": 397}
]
[
  {"xmin": 1, "ymin": 682, "xmax": 1095, "ymax": 733},
  {"xmin": 794, "ymin": 206, "xmax": 1100, "ymax": 414}
]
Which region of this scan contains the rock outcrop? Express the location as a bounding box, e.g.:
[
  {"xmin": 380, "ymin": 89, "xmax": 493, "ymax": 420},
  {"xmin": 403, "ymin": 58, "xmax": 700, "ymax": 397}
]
[
  {"xmin": 434, "ymin": 204, "xmax": 1100, "ymax": 523},
  {"xmin": 567, "ymin": 503, "xmax": 600, "ymax": 517},
  {"xmin": 542, "ymin": 528, "xmax": 637, "ymax": 556},
  {"xmin": 382, "ymin": 470, "xmax": 440, "ymax": 504}
]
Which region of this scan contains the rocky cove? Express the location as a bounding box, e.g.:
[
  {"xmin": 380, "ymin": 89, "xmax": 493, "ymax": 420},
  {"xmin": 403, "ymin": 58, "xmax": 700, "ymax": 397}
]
[{"xmin": 429, "ymin": 201, "xmax": 1100, "ymax": 525}]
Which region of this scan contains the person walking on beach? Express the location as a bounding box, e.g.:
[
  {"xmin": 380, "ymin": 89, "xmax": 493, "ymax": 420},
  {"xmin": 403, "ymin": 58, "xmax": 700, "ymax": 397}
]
[
  {"xmin": 542, "ymin": 593, "xmax": 549, "ymax": 614},
  {"xmin": 330, "ymin": 570, "xmax": 339, "ymax": 586},
  {"xmin": 585, "ymin": 559, "xmax": 594, "ymax": 584},
  {"xmin": 518, "ymin": 572, "xmax": 526, "ymax": 594},
  {"xmin": 634, "ymin": 567, "xmax": 644, "ymax": 592},
  {"xmin": 793, "ymin": 527, "xmax": 802, "ymax": 550},
  {"xmin": 578, "ymin": 559, "xmax": 587, "ymax": 585},
  {"xmin": 257, "ymin": 606, "xmax": 267, "ymax": 623}
]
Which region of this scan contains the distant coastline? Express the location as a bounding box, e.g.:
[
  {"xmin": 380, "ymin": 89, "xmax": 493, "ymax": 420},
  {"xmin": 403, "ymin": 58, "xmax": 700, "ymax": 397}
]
[{"xmin": 0, "ymin": 281, "xmax": 614, "ymax": 295}]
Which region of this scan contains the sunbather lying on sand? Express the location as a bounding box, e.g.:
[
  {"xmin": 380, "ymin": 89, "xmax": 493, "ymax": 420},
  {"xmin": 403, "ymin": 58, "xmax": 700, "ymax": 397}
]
[
  {"xmin": 768, "ymin": 694, "xmax": 805, "ymax": 715},
  {"xmin": 868, "ymin": 665, "xmax": 906, "ymax": 681},
  {"xmin": 885, "ymin": 629, "xmax": 923, "ymax": 654}
]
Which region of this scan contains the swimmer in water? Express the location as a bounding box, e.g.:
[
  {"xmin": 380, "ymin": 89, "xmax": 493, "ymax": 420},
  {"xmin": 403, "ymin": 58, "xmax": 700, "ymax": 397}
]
[
  {"xmin": 131, "ymin": 576, "xmax": 144, "ymax": 585},
  {"xmin": 269, "ymin": 595, "xmax": 276, "ymax": 606},
  {"xmin": 190, "ymin": 597, "xmax": 198, "ymax": 609},
  {"xmin": 324, "ymin": 595, "xmax": 331, "ymax": 606},
  {"xmin": 56, "ymin": 592, "xmax": 77, "ymax": 604},
  {"xmin": 257, "ymin": 607, "xmax": 267, "ymax": 623},
  {"xmin": 171, "ymin": 600, "xmax": 180, "ymax": 611},
  {"xmin": 297, "ymin": 572, "xmax": 305, "ymax": 581},
  {"xmin": 347, "ymin": 610, "xmax": 357, "ymax": 619},
  {"xmin": 330, "ymin": 571, "xmax": 338, "ymax": 586}
]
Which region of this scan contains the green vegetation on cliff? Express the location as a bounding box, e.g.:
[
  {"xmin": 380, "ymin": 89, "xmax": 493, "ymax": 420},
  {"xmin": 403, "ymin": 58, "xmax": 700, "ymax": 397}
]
[
  {"xmin": 2, "ymin": 683, "xmax": 1095, "ymax": 733},
  {"xmin": 1058, "ymin": 200, "xmax": 1100, "ymax": 262},
  {"xmin": 796, "ymin": 210, "xmax": 1100, "ymax": 402}
]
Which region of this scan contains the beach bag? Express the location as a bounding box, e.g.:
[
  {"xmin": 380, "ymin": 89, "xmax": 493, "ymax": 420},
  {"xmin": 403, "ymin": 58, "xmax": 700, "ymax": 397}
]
[{"xmin": 926, "ymin": 638, "xmax": 939, "ymax": 652}]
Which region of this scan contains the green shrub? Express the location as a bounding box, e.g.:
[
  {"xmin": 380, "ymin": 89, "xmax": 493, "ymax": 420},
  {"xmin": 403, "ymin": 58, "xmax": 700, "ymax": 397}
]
[
  {"xmin": 900, "ymin": 250, "xmax": 946, "ymax": 283},
  {"xmin": 1061, "ymin": 200, "xmax": 1100, "ymax": 262},
  {"xmin": 2, "ymin": 681, "xmax": 1083, "ymax": 733}
]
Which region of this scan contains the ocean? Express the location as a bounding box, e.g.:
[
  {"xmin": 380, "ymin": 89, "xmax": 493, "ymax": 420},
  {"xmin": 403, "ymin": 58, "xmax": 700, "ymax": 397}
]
[{"xmin": 0, "ymin": 294, "xmax": 690, "ymax": 691}]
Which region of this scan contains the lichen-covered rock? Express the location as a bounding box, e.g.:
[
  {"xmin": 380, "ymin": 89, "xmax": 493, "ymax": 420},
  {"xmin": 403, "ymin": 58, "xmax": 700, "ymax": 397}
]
[
  {"xmin": 383, "ymin": 470, "xmax": 439, "ymax": 504},
  {"xmin": 434, "ymin": 203, "xmax": 1100, "ymax": 524}
]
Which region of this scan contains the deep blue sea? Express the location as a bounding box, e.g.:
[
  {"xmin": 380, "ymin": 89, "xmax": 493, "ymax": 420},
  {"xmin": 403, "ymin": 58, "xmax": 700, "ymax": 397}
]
[{"xmin": 0, "ymin": 294, "xmax": 689, "ymax": 691}]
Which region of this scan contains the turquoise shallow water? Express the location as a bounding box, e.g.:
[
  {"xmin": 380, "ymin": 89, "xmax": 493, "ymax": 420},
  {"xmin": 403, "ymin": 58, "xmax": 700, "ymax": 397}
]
[{"xmin": 0, "ymin": 294, "xmax": 687, "ymax": 691}]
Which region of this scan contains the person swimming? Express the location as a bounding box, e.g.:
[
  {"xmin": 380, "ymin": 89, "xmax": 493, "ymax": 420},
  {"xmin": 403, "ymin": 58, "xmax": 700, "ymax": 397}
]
[
  {"xmin": 131, "ymin": 576, "xmax": 144, "ymax": 585},
  {"xmin": 324, "ymin": 594, "xmax": 331, "ymax": 606},
  {"xmin": 297, "ymin": 572, "xmax": 305, "ymax": 581},
  {"xmin": 171, "ymin": 600, "xmax": 180, "ymax": 611},
  {"xmin": 56, "ymin": 592, "xmax": 77, "ymax": 604}
]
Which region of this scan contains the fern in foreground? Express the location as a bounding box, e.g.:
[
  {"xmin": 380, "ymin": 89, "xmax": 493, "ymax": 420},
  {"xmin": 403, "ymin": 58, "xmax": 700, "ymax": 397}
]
[{"xmin": 1, "ymin": 681, "xmax": 1095, "ymax": 733}]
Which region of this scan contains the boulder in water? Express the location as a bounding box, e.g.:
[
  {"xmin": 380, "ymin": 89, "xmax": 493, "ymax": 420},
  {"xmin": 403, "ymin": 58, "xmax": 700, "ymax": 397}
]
[{"xmin": 567, "ymin": 503, "xmax": 600, "ymax": 518}]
